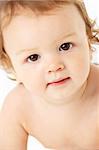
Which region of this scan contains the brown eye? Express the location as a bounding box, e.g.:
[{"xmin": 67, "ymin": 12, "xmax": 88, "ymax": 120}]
[
  {"xmin": 27, "ymin": 54, "xmax": 40, "ymax": 62},
  {"xmin": 59, "ymin": 42, "xmax": 73, "ymax": 51}
]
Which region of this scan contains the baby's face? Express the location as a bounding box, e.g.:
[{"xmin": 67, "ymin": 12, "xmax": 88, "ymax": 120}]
[{"xmin": 3, "ymin": 4, "xmax": 91, "ymax": 104}]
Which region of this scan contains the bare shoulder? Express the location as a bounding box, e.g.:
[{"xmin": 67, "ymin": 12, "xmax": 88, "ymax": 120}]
[
  {"xmin": 93, "ymin": 65, "xmax": 99, "ymax": 143},
  {"xmin": 0, "ymin": 84, "xmax": 28, "ymax": 149},
  {"xmin": 90, "ymin": 63, "xmax": 99, "ymax": 77},
  {"xmin": 92, "ymin": 64, "xmax": 99, "ymax": 90},
  {"xmin": 1, "ymin": 83, "xmax": 27, "ymax": 114},
  {"xmin": 89, "ymin": 64, "xmax": 99, "ymax": 92},
  {"xmin": 93, "ymin": 63, "xmax": 99, "ymax": 74},
  {"xmin": 84, "ymin": 64, "xmax": 99, "ymax": 103},
  {"xmin": 0, "ymin": 83, "xmax": 30, "ymax": 126},
  {"xmin": 91, "ymin": 64, "xmax": 99, "ymax": 126}
]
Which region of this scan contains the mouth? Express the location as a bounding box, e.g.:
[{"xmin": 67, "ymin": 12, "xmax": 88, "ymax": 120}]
[{"xmin": 47, "ymin": 77, "xmax": 71, "ymax": 86}]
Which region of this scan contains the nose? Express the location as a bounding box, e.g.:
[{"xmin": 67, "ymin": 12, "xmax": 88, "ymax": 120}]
[{"xmin": 47, "ymin": 63, "xmax": 65, "ymax": 73}]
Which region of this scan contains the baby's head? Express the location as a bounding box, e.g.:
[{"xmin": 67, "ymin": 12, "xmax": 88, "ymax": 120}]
[
  {"xmin": 0, "ymin": 0, "xmax": 99, "ymax": 103},
  {"xmin": 0, "ymin": 0, "xmax": 99, "ymax": 80}
]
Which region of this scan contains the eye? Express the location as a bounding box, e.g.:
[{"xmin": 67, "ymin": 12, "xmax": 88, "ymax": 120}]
[
  {"xmin": 59, "ymin": 42, "xmax": 73, "ymax": 51},
  {"xmin": 27, "ymin": 54, "xmax": 40, "ymax": 62}
]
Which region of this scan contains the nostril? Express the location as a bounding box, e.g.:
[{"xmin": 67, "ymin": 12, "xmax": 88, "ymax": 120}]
[
  {"xmin": 57, "ymin": 67, "xmax": 62, "ymax": 71},
  {"xmin": 48, "ymin": 64, "xmax": 65, "ymax": 73},
  {"xmin": 48, "ymin": 70, "xmax": 52, "ymax": 73},
  {"xmin": 48, "ymin": 68, "xmax": 61, "ymax": 73}
]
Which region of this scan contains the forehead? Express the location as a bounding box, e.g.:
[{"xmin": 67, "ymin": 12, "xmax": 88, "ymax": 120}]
[
  {"xmin": 2, "ymin": 3, "xmax": 85, "ymax": 29},
  {"xmin": 3, "ymin": 4, "xmax": 86, "ymax": 52}
]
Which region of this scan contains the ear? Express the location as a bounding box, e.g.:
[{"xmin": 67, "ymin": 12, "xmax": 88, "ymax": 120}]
[
  {"xmin": 6, "ymin": 68, "xmax": 16, "ymax": 80},
  {"xmin": 11, "ymin": 69, "xmax": 24, "ymax": 84},
  {"xmin": 7, "ymin": 69, "xmax": 21, "ymax": 82}
]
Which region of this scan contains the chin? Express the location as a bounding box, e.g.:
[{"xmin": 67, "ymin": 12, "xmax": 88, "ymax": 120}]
[{"xmin": 44, "ymin": 93, "xmax": 70, "ymax": 105}]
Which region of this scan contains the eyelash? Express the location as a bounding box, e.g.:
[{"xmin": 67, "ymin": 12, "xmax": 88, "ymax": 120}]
[
  {"xmin": 26, "ymin": 42, "xmax": 73, "ymax": 63},
  {"xmin": 27, "ymin": 54, "xmax": 41, "ymax": 63},
  {"xmin": 59, "ymin": 42, "xmax": 73, "ymax": 51}
]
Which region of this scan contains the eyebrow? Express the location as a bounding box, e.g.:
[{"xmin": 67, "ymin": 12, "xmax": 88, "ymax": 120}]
[
  {"xmin": 15, "ymin": 32, "xmax": 76, "ymax": 56},
  {"xmin": 15, "ymin": 47, "xmax": 37, "ymax": 56},
  {"xmin": 54, "ymin": 32, "xmax": 76, "ymax": 44}
]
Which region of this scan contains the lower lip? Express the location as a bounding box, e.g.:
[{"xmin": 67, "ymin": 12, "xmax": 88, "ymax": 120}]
[{"xmin": 48, "ymin": 77, "xmax": 71, "ymax": 86}]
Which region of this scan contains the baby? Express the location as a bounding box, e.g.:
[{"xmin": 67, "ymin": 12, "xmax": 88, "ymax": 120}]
[{"xmin": 0, "ymin": 0, "xmax": 99, "ymax": 150}]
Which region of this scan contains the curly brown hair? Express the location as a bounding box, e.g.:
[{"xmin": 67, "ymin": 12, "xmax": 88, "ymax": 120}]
[{"xmin": 0, "ymin": 0, "xmax": 99, "ymax": 75}]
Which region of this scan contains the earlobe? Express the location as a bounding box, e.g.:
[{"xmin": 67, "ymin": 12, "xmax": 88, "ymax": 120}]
[
  {"xmin": 7, "ymin": 69, "xmax": 16, "ymax": 81},
  {"xmin": 10, "ymin": 69, "xmax": 23, "ymax": 83},
  {"xmin": 7, "ymin": 69, "xmax": 21, "ymax": 83}
]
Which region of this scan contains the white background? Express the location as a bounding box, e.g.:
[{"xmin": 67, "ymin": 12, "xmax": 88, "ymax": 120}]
[{"xmin": 0, "ymin": 1, "xmax": 99, "ymax": 149}]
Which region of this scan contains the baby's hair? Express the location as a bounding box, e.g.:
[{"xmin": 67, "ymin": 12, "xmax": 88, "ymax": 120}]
[{"xmin": 0, "ymin": 0, "xmax": 99, "ymax": 76}]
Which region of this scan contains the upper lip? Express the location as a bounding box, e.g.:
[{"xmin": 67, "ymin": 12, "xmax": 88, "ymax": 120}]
[{"xmin": 47, "ymin": 77, "xmax": 70, "ymax": 86}]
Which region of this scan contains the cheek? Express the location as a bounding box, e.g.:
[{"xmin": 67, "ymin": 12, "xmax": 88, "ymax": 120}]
[
  {"xmin": 67, "ymin": 51, "xmax": 90, "ymax": 81},
  {"xmin": 16, "ymin": 69, "xmax": 45, "ymax": 93}
]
